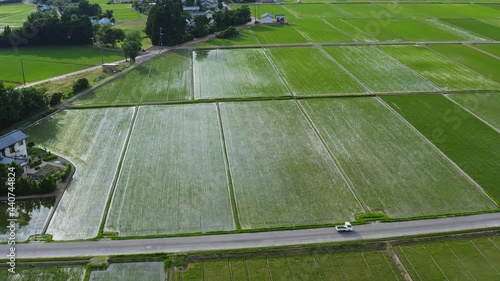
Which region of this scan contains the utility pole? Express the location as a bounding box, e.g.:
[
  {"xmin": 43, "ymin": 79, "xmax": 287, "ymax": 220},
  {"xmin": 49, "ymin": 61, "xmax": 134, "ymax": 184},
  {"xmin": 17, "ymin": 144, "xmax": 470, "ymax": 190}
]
[
  {"xmin": 159, "ymin": 27, "xmax": 163, "ymax": 50},
  {"xmin": 20, "ymin": 57, "xmax": 26, "ymax": 85},
  {"xmin": 101, "ymin": 49, "xmax": 104, "ymax": 65}
]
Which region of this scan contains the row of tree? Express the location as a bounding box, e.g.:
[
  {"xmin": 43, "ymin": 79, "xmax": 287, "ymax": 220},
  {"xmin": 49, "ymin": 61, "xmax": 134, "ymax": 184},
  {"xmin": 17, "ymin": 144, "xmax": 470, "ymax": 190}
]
[
  {"xmin": 0, "ymin": 83, "xmax": 56, "ymax": 131},
  {"xmin": 145, "ymin": 0, "xmax": 251, "ymax": 46},
  {"xmin": 0, "ymin": 162, "xmax": 58, "ymax": 196}
]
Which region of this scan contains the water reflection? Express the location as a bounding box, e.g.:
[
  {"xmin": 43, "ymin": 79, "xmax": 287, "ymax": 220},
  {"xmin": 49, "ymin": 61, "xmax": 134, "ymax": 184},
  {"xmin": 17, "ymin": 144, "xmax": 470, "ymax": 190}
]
[{"xmin": 0, "ymin": 198, "xmax": 55, "ymax": 242}]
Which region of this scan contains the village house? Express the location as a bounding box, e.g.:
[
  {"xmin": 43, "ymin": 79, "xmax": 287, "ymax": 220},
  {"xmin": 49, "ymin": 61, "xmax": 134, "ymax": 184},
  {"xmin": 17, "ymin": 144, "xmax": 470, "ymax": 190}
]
[
  {"xmin": 262, "ymin": 13, "xmax": 273, "ymax": 24},
  {"xmin": 0, "ymin": 130, "xmax": 28, "ymax": 166}
]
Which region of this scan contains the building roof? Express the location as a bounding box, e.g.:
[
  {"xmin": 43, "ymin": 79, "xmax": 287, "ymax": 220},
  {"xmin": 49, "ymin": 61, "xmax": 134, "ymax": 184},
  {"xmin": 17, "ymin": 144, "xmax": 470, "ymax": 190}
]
[
  {"xmin": 99, "ymin": 18, "xmax": 111, "ymax": 24},
  {"xmin": 183, "ymin": 6, "xmax": 200, "ymax": 11},
  {"xmin": 0, "ymin": 130, "xmax": 28, "ymax": 150},
  {"xmin": 0, "ymin": 156, "xmax": 27, "ymax": 165},
  {"xmin": 262, "ymin": 13, "xmax": 273, "ymax": 18}
]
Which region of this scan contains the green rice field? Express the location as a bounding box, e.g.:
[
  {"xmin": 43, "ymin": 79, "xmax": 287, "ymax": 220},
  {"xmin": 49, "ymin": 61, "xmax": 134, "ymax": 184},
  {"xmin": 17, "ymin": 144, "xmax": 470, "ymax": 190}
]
[
  {"xmin": 76, "ymin": 52, "xmax": 191, "ymax": 105},
  {"xmin": 302, "ymin": 98, "xmax": 496, "ymax": 217},
  {"xmin": 0, "ymin": 4, "xmax": 35, "ymax": 29},
  {"xmin": 105, "ymin": 104, "xmax": 235, "ymax": 236},
  {"xmin": 447, "ymin": 93, "xmax": 500, "ymax": 131},
  {"xmin": 442, "ymin": 19, "xmax": 500, "ymax": 41},
  {"xmin": 170, "ymin": 250, "xmax": 404, "ymax": 281},
  {"xmin": 429, "ymin": 44, "xmax": 500, "ymax": 82},
  {"xmin": 90, "ymin": 262, "xmax": 164, "ymax": 281},
  {"xmin": 475, "ymin": 44, "xmax": 500, "ymax": 57},
  {"xmin": 396, "ymin": 236, "xmax": 500, "ymax": 281},
  {"xmin": 324, "ymin": 46, "xmax": 438, "ymax": 93},
  {"xmin": 380, "ymin": 45, "xmax": 500, "ymax": 91},
  {"xmin": 0, "ymin": 46, "xmax": 124, "ymax": 85},
  {"xmin": 26, "ymin": 108, "xmax": 134, "ymax": 240},
  {"xmin": 266, "ymin": 47, "xmax": 365, "ymax": 96},
  {"xmin": 193, "ymin": 49, "xmax": 288, "ymax": 99},
  {"xmin": 219, "ymin": 100, "xmax": 363, "ymax": 229},
  {"xmin": 382, "ymin": 94, "xmax": 500, "ymax": 202},
  {"xmin": 0, "ymin": 265, "xmax": 85, "ymax": 281}
]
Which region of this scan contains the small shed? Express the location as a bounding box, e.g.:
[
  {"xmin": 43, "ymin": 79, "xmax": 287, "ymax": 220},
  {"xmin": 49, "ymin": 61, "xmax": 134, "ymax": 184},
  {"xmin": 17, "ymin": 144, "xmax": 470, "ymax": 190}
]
[
  {"xmin": 99, "ymin": 17, "xmax": 111, "ymax": 25},
  {"xmin": 262, "ymin": 13, "xmax": 273, "ymax": 24},
  {"xmin": 102, "ymin": 63, "xmax": 119, "ymax": 73},
  {"xmin": 276, "ymin": 14, "xmax": 285, "ymax": 24}
]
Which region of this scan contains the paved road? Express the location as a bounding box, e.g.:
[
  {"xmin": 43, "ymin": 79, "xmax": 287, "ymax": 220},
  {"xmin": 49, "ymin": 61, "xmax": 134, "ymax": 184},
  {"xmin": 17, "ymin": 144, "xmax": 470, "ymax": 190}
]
[{"xmin": 3, "ymin": 213, "xmax": 499, "ymax": 259}]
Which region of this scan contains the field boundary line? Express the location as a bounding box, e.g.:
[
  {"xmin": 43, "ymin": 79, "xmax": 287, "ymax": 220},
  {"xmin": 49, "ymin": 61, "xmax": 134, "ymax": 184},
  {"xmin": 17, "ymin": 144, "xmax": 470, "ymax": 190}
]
[
  {"xmin": 216, "ymin": 103, "xmax": 241, "ymax": 230},
  {"xmin": 443, "ymin": 94, "xmax": 499, "ymax": 133},
  {"xmin": 487, "ymin": 238, "xmax": 500, "ymax": 251},
  {"xmin": 375, "ymin": 96, "xmax": 499, "ymax": 207},
  {"xmin": 444, "ymin": 242, "xmax": 477, "ymax": 281},
  {"xmin": 421, "ymin": 244, "xmax": 450, "ymax": 281},
  {"xmin": 421, "ymin": 18, "xmax": 489, "ymax": 42},
  {"xmin": 261, "ymin": 48, "xmax": 295, "ymax": 96},
  {"xmin": 228, "ymin": 258, "xmax": 234, "ymax": 281},
  {"xmin": 281, "ymin": 5, "xmax": 300, "ymax": 19},
  {"xmin": 321, "ymin": 19, "xmax": 354, "ymax": 40},
  {"xmin": 244, "ymin": 257, "xmax": 251, "ymax": 281},
  {"xmin": 266, "ymin": 257, "xmax": 274, "ymax": 281},
  {"xmin": 338, "ymin": 19, "xmax": 377, "ymax": 42},
  {"xmin": 375, "ymin": 46, "xmax": 442, "ymax": 91},
  {"xmin": 290, "ymin": 25, "xmax": 313, "ymax": 42},
  {"xmin": 139, "ymin": 63, "xmax": 154, "ymax": 104},
  {"xmin": 360, "ymin": 252, "xmax": 373, "ymax": 276},
  {"xmin": 318, "ymin": 47, "xmax": 371, "ymax": 93},
  {"xmin": 99, "ymin": 106, "xmax": 139, "ymax": 236},
  {"xmin": 397, "ymin": 246, "xmax": 422, "ymax": 281},
  {"xmin": 383, "ymin": 245, "xmax": 412, "ymax": 281},
  {"xmin": 293, "ymin": 99, "xmax": 368, "ymax": 212},
  {"xmin": 424, "ymin": 45, "xmax": 500, "ymax": 84},
  {"xmin": 333, "ymin": 253, "xmax": 348, "ymax": 281},
  {"xmin": 466, "ymin": 44, "xmax": 500, "ymax": 60},
  {"xmin": 470, "ymin": 240, "xmax": 500, "ymax": 276},
  {"xmin": 189, "ymin": 51, "xmax": 194, "ymax": 100},
  {"xmin": 311, "ymin": 253, "xmax": 325, "ymax": 281}
]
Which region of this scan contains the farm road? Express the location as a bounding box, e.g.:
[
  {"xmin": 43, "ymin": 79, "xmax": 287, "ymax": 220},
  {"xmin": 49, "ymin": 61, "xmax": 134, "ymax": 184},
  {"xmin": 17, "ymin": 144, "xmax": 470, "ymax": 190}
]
[{"xmin": 4, "ymin": 213, "xmax": 500, "ymax": 259}]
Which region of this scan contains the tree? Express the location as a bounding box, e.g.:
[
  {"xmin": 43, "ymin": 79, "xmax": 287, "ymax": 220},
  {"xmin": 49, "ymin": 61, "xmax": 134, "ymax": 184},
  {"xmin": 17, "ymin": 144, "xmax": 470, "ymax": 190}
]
[
  {"xmin": 191, "ymin": 15, "xmax": 209, "ymax": 38},
  {"xmin": 72, "ymin": 78, "xmax": 89, "ymax": 93},
  {"xmin": 97, "ymin": 25, "xmax": 125, "ymax": 47},
  {"xmin": 145, "ymin": 0, "xmax": 186, "ymax": 46},
  {"xmin": 186, "ymin": 0, "xmax": 194, "ymax": 6},
  {"xmin": 122, "ymin": 30, "xmax": 142, "ymax": 63}
]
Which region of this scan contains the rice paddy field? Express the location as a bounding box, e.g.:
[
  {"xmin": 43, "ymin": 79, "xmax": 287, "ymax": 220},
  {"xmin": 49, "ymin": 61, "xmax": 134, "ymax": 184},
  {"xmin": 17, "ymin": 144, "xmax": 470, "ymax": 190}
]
[
  {"xmin": 323, "ymin": 46, "xmax": 439, "ymax": 93},
  {"xmin": 193, "ymin": 49, "xmax": 288, "ymax": 99},
  {"xmin": 105, "ymin": 104, "xmax": 235, "ymax": 236},
  {"xmin": 380, "ymin": 45, "xmax": 500, "ymax": 91},
  {"xmin": 76, "ymin": 52, "xmax": 191, "ymax": 105},
  {"xmin": 382, "ymin": 94, "xmax": 500, "ymax": 202},
  {"xmin": 448, "ymin": 93, "xmax": 500, "ymax": 131},
  {"xmin": 170, "ymin": 250, "xmax": 404, "ymax": 281},
  {"xmin": 0, "ymin": 46, "xmax": 124, "ymax": 85},
  {"xmin": 0, "ymin": 265, "xmax": 85, "ymax": 281},
  {"xmin": 26, "ymin": 108, "xmax": 134, "ymax": 240},
  {"xmin": 475, "ymin": 44, "xmax": 500, "ymax": 58},
  {"xmin": 301, "ymin": 98, "xmax": 496, "ymax": 217},
  {"xmin": 219, "ymin": 100, "xmax": 363, "ymax": 229},
  {"xmin": 0, "ymin": 4, "xmax": 34, "ymax": 29},
  {"xmin": 89, "ymin": 262, "xmax": 164, "ymax": 281},
  {"xmin": 395, "ymin": 236, "xmax": 500, "ymax": 281}
]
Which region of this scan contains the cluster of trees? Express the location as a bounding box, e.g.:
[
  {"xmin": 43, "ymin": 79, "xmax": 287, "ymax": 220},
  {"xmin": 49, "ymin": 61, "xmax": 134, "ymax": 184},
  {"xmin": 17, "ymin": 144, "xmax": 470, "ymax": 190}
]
[
  {"xmin": 0, "ymin": 83, "xmax": 60, "ymax": 131},
  {"xmin": 145, "ymin": 0, "xmax": 251, "ymax": 46},
  {"xmin": 0, "ymin": 162, "xmax": 58, "ymax": 196},
  {"xmin": 0, "ymin": 1, "xmax": 112, "ymax": 48}
]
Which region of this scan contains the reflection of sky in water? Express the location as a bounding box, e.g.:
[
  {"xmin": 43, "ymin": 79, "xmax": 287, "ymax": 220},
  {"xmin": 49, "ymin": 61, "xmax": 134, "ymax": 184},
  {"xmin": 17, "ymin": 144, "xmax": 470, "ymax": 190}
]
[{"xmin": 0, "ymin": 198, "xmax": 55, "ymax": 242}]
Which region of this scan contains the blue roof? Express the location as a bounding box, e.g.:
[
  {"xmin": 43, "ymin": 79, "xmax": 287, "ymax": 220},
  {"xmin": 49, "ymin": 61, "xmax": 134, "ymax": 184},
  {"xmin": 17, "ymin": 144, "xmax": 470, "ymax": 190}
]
[
  {"xmin": 0, "ymin": 130, "xmax": 28, "ymax": 150},
  {"xmin": 99, "ymin": 18, "xmax": 111, "ymax": 24},
  {"xmin": 0, "ymin": 156, "xmax": 26, "ymax": 165}
]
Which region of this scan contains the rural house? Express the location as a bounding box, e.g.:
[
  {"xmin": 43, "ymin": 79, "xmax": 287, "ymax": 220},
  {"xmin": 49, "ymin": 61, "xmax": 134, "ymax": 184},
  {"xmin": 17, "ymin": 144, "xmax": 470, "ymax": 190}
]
[
  {"xmin": 262, "ymin": 13, "xmax": 273, "ymax": 24},
  {"xmin": 276, "ymin": 14, "xmax": 285, "ymax": 24},
  {"xmin": 0, "ymin": 130, "xmax": 28, "ymax": 166}
]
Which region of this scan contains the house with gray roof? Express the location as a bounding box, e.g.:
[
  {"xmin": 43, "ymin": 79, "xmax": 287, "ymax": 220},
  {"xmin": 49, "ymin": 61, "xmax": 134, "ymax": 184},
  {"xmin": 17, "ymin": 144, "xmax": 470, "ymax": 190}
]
[{"xmin": 0, "ymin": 130, "xmax": 28, "ymax": 166}]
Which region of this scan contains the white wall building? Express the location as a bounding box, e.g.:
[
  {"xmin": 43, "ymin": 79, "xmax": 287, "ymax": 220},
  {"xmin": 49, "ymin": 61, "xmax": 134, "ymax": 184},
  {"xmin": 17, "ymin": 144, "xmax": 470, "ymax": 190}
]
[
  {"xmin": 262, "ymin": 13, "xmax": 273, "ymax": 24},
  {"xmin": 0, "ymin": 130, "xmax": 28, "ymax": 166}
]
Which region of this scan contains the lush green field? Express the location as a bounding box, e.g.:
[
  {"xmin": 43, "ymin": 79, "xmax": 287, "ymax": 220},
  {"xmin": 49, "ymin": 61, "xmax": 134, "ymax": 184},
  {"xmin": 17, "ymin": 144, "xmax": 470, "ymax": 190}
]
[
  {"xmin": 396, "ymin": 236, "xmax": 500, "ymax": 281},
  {"xmin": 442, "ymin": 19, "xmax": 500, "ymax": 41},
  {"xmin": 0, "ymin": 198, "xmax": 54, "ymax": 242},
  {"xmin": 0, "ymin": 46, "xmax": 124, "ymax": 84},
  {"xmin": 105, "ymin": 104, "xmax": 235, "ymax": 236},
  {"xmin": 476, "ymin": 44, "xmax": 500, "ymax": 58},
  {"xmin": 251, "ymin": 24, "xmax": 309, "ymax": 44},
  {"xmin": 448, "ymin": 93, "xmax": 500, "ymax": 131},
  {"xmin": 219, "ymin": 100, "xmax": 363, "ymax": 229},
  {"xmin": 429, "ymin": 44, "xmax": 500, "ymax": 82},
  {"xmin": 302, "ymin": 98, "xmax": 496, "ymax": 217},
  {"xmin": 196, "ymin": 29, "xmax": 258, "ymax": 47},
  {"xmin": 380, "ymin": 45, "xmax": 500, "ymax": 91},
  {"xmin": 193, "ymin": 49, "xmax": 288, "ymax": 99},
  {"xmin": 0, "ymin": 265, "xmax": 85, "ymax": 281},
  {"xmin": 293, "ymin": 19, "xmax": 354, "ymax": 43},
  {"xmin": 90, "ymin": 262, "xmax": 164, "ymax": 281},
  {"xmin": 77, "ymin": 52, "xmax": 191, "ymax": 105},
  {"xmin": 26, "ymin": 108, "xmax": 134, "ymax": 240},
  {"xmin": 324, "ymin": 46, "xmax": 438, "ymax": 93},
  {"xmin": 0, "ymin": 4, "xmax": 34, "ymax": 29},
  {"xmin": 171, "ymin": 250, "xmax": 403, "ymax": 281},
  {"xmin": 382, "ymin": 94, "xmax": 500, "ymax": 202},
  {"xmin": 267, "ymin": 47, "xmax": 365, "ymax": 96}
]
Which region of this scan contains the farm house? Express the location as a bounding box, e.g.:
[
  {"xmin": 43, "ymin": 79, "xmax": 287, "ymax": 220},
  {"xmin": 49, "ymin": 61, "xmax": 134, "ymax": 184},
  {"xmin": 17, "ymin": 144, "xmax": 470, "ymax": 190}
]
[
  {"xmin": 0, "ymin": 130, "xmax": 28, "ymax": 166},
  {"xmin": 262, "ymin": 13, "xmax": 273, "ymax": 24}
]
